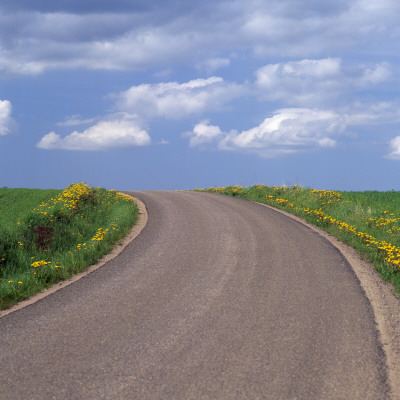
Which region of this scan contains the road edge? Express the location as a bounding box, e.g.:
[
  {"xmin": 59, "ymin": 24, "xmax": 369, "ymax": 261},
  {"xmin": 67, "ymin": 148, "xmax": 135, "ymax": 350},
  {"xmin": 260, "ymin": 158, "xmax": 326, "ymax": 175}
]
[
  {"xmin": 0, "ymin": 194, "xmax": 148, "ymax": 319},
  {"xmin": 255, "ymin": 201, "xmax": 400, "ymax": 400}
]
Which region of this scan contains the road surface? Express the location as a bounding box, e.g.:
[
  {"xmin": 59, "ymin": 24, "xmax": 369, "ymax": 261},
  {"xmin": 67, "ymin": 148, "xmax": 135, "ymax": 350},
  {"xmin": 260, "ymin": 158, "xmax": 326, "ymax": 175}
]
[{"xmin": 0, "ymin": 191, "xmax": 391, "ymax": 399}]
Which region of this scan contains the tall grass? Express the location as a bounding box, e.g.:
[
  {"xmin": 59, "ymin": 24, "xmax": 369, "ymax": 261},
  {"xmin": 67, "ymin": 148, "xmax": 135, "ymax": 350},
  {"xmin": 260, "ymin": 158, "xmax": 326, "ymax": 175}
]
[
  {"xmin": 198, "ymin": 185, "xmax": 400, "ymax": 295},
  {"xmin": 0, "ymin": 183, "xmax": 138, "ymax": 310}
]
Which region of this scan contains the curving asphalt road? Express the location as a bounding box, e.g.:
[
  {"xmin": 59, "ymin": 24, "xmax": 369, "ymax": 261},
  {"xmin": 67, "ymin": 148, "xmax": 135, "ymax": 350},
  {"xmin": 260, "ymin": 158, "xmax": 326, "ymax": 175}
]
[{"xmin": 0, "ymin": 191, "xmax": 391, "ymax": 399}]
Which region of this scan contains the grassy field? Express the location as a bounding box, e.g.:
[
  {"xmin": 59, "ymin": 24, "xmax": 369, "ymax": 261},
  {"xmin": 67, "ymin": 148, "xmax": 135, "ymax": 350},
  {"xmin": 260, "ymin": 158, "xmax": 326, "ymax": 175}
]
[
  {"xmin": 0, "ymin": 188, "xmax": 62, "ymax": 227},
  {"xmin": 0, "ymin": 183, "xmax": 138, "ymax": 310},
  {"xmin": 198, "ymin": 185, "xmax": 400, "ymax": 296}
]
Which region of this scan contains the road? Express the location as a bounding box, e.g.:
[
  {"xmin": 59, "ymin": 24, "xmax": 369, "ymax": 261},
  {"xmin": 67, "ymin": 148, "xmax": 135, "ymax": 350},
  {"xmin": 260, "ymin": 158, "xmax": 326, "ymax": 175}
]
[{"xmin": 0, "ymin": 191, "xmax": 391, "ymax": 399}]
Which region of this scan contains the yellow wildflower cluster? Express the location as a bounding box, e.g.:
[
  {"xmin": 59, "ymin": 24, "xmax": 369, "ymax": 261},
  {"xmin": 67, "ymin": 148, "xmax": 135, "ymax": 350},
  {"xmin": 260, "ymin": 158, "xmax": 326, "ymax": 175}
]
[
  {"xmin": 307, "ymin": 208, "xmax": 400, "ymax": 267},
  {"xmin": 35, "ymin": 182, "xmax": 93, "ymax": 216},
  {"xmin": 115, "ymin": 192, "xmax": 133, "ymax": 202},
  {"xmin": 310, "ymin": 189, "xmax": 342, "ymax": 202},
  {"xmin": 92, "ymin": 227, "xmax": 108, "ymax": 241},
  {"xmin": 275, "ymin": 198, "xmax": 295, "ymax": 208},
  {"xmin": 56, "ymin": 182, "xmax": 93, "ymax": 211},
  {"xmin": 366, "ymin": 213, "xmax": 400, "ymax": 235},
  {"xmin": 31, "ymin": 260, "xmax": 52, "ymax": 268}
]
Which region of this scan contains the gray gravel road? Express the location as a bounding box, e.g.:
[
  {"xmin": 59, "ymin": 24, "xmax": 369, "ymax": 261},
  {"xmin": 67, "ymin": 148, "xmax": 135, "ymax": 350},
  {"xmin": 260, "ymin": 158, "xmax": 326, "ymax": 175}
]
[{"xmin": 0, "ymin": 191, "xmax": 391, "ymax": 399}]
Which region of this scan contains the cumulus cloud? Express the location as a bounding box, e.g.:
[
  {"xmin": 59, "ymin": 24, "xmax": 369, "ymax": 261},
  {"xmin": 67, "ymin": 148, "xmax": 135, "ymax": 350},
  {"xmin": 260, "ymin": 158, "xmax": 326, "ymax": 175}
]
[
  {"xmin": 185, "ymin": 100, "xmax": 400, "ymax": 158},
  {"xmin": 38, "ymin": 76, "xmax": 243, "ymax": 151},
  {"xmin": 220, "ymin": 109, "xmax": 341, "ymax": 157},
  {"xmin": 0, "ymin": 99, "xmax": 18, "ymax": 136},
  {"xmin": 183, "ymin": 121, "xmax": 224, "ymax": 148},
  {"xmin": 186, "ymin": 109, "xmax": 342, "ymax": 157},
  {"xmin": 387, "ymin": 136, "xmax": 400, "ymax": 160},
  {"xmin": 37, "ymin": 115, "xmax": 150, "ymax": 150},
  {"xmin": 115, "ymin": 77, "xmax": 243, "ymax": 119}
]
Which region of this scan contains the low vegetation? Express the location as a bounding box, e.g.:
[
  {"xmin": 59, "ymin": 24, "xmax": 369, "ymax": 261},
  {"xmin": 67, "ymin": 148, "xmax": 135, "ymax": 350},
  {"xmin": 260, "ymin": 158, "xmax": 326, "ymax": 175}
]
[
  {"xmin": 198, "ymin": 185, "xmax": 400, "ymax": 295},
  {"xmin": 0, "ymin": 183, "xmax": 138, "ymax": 310}
]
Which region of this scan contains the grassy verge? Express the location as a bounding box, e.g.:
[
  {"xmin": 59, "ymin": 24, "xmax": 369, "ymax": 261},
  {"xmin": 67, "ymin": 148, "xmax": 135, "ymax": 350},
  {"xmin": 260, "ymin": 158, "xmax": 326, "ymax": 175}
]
[
  {"xmin": 0, "ymin": 183, "xmax": 138, "ymax": 310},
  {"xmin": 197, "ymin": 185, "xmax": 400, "ymax": 296}
]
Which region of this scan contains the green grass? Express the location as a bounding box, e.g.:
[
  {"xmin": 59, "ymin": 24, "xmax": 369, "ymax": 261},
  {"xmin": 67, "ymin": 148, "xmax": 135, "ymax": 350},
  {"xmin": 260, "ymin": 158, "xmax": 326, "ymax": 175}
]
[
  {"xmin": 0, "ymin": 183, "xmax": 139, "ymax": 310},
  {"xmin": 0, "ymin": 188, "xmax": 61, "ymax": 227},
  {"xmin": 198, "ymin": 185, "xmax": 400, "ymax": 296}
]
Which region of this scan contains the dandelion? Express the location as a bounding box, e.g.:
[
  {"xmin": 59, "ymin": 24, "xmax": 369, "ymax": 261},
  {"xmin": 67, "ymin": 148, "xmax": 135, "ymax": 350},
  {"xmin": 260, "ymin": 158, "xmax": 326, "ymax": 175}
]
[{"xmin": 31, "ymin": 260, "xmax": 51, "ymax": 268}]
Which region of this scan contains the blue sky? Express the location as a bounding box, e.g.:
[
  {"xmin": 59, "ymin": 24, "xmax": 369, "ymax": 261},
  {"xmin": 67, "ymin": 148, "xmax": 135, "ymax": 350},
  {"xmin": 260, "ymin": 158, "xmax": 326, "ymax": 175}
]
[{"xmin": 1, "ymin": 0, "xmax": 399, "ymax": 190}]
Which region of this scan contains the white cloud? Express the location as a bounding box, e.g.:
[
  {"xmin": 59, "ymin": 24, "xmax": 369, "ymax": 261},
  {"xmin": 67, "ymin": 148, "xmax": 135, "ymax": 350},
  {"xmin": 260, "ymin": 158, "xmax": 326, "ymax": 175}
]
[
  {"xmin": 360, "ymin": 62, "xmax": 392, "ymax": 85},
  {"xmin": 185, "ymin": 101, "xmax": 400, "ymax": 158},
  {"xmin": 37, "ymin": 76, "xmax": 244, "ymax": 151},
  {"xmin": 220, "ymin": 108, "xmax": 341, "ymax": 157},
  {"xmin": 255, "ymin": 58, "xmax": 342, "ymax": 98},
  {"xmin": 184, "ymin": 121, "xmax": 224, "ymax": 148},
  {"xmin": 387, "ymin": 136, "xmax": 400, "ymax": 159},
  {"xmin": 37, "ymin": 115, "xmax": 151, "ymax": 150},
  {"xmin": 0, "ymin": 99, "xmax": 18, "ymax": 136},
  {"xmin": 255, "ymin": 58, "xmax": 392, "ymax": 105},
  {"xmin": 186, "ymin": 108, "xmax": 343, "ymax": 157},
  {"xmin": 115, "ymin": 77, "xmax": 243, "ymax": 119}
]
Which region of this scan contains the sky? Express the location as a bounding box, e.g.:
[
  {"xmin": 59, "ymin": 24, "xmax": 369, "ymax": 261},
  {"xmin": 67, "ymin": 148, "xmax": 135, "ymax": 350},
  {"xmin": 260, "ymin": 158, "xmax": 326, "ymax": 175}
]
[{"xmin": 0, "ymin": 0, "xmax": 400, "ymax": 191}]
